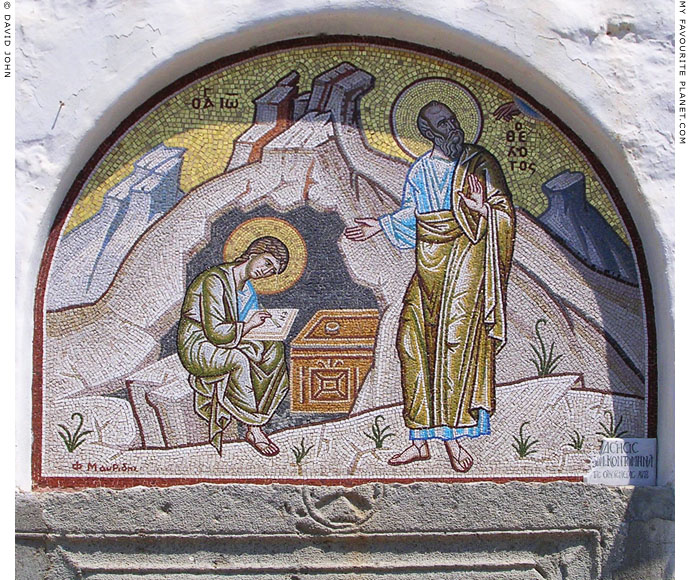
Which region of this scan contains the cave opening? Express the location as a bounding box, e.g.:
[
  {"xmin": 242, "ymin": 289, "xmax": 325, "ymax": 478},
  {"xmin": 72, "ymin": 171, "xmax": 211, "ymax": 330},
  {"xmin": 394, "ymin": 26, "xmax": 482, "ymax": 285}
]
[{"xmin": 160, "ymin": 204, "xmax": 380, "ymax": 432}]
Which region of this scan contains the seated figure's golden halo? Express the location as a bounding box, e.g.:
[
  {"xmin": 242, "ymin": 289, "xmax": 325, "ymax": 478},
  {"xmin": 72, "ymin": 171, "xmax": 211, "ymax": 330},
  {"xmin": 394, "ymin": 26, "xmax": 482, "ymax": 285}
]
[
  {"xmin": 223, "ymin": 217, "xmax": 307, "ymax": 295},
  {"xmin": 390, "ymin": 78, "xmax": 483, "ymax": 160}
]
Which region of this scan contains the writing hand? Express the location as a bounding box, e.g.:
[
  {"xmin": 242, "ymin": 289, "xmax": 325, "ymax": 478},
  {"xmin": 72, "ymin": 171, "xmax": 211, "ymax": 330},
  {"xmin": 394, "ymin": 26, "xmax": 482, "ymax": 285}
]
[
  {"xmin": 245, "ymin": 310, "xmax": 272, "ymax": 333},
  {"xmin": 344, "ymin": 218, "xmax": 382, "ymax": 242},
  {"xmin": 459, "ymin": 174, "xmax": 489, "ymax": 218}
]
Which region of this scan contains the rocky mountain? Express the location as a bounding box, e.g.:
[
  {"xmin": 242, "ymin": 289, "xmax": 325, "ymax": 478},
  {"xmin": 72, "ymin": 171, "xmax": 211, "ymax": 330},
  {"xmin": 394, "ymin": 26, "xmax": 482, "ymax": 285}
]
[
  {"xmin": 536, "ymin": 170, "xmax": 637, "ymax": 283},
  {"xmin": 46, "ymin": 143, "xmax": 186, "ymax": 310}
]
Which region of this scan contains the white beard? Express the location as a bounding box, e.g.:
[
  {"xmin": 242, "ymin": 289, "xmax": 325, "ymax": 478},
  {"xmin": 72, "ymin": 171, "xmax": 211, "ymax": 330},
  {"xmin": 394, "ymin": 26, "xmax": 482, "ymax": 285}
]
[{"xmin": 437, "ymin": 129, "xmax": 465, "ymax": 160}]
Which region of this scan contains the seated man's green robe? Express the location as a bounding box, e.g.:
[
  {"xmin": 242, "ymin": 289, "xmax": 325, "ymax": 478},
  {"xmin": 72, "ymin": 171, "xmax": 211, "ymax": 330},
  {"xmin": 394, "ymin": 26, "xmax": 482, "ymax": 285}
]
[{"xmin": 177, "ymin": 264, "xmax": 288, "ymax": 455}]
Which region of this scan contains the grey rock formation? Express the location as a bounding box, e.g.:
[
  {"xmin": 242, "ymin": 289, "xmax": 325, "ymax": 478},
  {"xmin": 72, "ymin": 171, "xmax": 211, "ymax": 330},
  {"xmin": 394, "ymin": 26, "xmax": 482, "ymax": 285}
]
[
  {"xmin": 47, "ymin": 144, "xmax": 186, "ymax": 310},
  {"xmin": 226, "ymin": 71, "xmax": 299, "ymax": 171},
  {"xmin": 537, "ymin": 170, "xmax": 638, "ymax": 283}
]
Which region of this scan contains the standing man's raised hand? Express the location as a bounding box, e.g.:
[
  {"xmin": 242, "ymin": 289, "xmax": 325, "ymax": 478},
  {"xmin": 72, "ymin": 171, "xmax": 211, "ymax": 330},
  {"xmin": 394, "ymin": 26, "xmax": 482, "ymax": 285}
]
[{"xmin": 459, "ymin": 174, "xmax": 489, "ymax": 218}]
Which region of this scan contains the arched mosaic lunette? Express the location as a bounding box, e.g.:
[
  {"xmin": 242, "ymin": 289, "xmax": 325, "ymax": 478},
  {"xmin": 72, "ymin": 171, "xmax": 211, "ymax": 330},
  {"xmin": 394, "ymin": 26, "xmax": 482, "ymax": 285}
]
[{"xmin": 33, "ymin": 36, "xmax": 655, "ymax": 489}]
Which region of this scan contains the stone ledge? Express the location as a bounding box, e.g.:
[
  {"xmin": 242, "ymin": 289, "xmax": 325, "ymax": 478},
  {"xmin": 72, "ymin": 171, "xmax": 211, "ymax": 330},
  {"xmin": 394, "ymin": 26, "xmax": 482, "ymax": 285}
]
[
  {"xmin": 16, "ymin": 482, "xmax": 674, "ymax": 580},
  {"xmin": 16, "ymin": 529, "xmax": 601, "ymax": 579}
]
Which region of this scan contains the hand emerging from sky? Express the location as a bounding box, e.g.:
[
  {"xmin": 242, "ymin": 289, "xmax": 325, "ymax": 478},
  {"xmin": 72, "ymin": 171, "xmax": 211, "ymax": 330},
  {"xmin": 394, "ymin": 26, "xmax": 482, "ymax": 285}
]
[
  {"xmin": 492, "ymin": 101, "xmax": 522, "ymax": 122},
  {"xmin": 344, "ymin": 218, "xmax": 382, "ymax": 242}
]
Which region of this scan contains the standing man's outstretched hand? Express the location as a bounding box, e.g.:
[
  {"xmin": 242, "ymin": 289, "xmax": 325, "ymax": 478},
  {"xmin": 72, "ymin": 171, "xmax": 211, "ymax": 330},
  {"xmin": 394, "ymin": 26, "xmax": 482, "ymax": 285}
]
[{"xmin": 344, "ymin": 218, "xmax": 382, "ymax": 241}]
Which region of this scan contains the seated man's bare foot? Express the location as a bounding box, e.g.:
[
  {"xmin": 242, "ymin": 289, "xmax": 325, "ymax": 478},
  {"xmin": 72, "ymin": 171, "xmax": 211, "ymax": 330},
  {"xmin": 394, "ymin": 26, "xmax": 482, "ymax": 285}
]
[
  {"xmin": 388, "ymin": 442, "xmax": 430, "ymax": 466},
  {"xmin": 444, "ymin": 440, "xmax": 473, "ymax": 473},
  {"xmin": 245, "ymin": 426, "xmax": 279, "ymax": 457}
]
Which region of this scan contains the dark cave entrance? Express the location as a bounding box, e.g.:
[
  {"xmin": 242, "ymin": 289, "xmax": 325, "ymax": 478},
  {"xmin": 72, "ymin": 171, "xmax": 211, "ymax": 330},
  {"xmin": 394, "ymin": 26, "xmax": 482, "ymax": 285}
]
[{"xmin": 160, "ymin": 204, "xmax": 380, "ymax": 433}]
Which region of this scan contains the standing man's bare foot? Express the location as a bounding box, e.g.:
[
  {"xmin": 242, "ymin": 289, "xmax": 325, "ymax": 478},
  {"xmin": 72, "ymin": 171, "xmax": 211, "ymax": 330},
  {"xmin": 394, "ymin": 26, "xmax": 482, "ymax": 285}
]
[
  {"xmin": 444, "ymin": 440, "xmax": 473, "ymax": 472},
  {"xmin": 245, "ymin": 426, "xmax": 279, "ymax": 457},
  {"xmin": 388, "ymin": 441, "xmax": 430, "ymax": 466}
]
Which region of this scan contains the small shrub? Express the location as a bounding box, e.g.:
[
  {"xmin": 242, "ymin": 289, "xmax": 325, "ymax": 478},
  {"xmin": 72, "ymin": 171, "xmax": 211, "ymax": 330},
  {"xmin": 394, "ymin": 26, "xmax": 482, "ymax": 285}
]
[
  {"xmin": 291, "ymin": 437, "xmax": 314, "ymax": 464},
  {"xmin": 528, "ymin": 318, "xmax": 564, "ymax": 377},
  {"xmin": 512, "ymin": 421, "xmax": 539, "ymax": 459},
  {"xmin": 57, "ymin": 412, "xmax": 93, "ymax": 453},
  {"xmin": 566, "ymin": 430, "xmax": 585, "ymax": 451},
  {"xmin": 596, "ymin": 411, "xmax": 628, "ymax": 439},
  {"xmin": 363, "ymin": 415, "xmax": 395, "ymax": 449}
]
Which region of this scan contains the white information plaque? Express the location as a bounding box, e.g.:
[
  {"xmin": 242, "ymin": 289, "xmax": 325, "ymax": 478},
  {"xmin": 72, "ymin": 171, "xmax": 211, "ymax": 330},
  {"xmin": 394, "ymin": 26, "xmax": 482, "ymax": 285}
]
[{"xmin": 584, "ymin": 438, "xmax": 657, "ymax": 486}]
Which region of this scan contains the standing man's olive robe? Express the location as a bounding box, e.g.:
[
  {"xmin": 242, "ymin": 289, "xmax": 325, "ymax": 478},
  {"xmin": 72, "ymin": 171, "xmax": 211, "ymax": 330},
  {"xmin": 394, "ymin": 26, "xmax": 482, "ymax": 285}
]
[
  {"xmin": 177, "ymin": 264, "xmax": 288, "ymax": 454},
  {"xmin": 380, "ymin": 145, "xmax": 514, "ymax": 440}
]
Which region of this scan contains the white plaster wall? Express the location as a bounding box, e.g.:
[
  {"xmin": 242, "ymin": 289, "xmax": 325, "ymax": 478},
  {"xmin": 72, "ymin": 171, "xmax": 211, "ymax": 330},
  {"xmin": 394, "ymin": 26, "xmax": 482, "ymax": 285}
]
[{"xmin": 15, "ymin": 0, "xmax": 674, "ymax": 489}]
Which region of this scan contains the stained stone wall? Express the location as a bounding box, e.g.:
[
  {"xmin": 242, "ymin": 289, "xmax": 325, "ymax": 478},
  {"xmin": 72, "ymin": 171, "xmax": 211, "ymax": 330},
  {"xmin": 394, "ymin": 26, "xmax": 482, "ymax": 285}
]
[{"xmin": 16, "ymin": 1, "xmax": 674, "ymax": 578}]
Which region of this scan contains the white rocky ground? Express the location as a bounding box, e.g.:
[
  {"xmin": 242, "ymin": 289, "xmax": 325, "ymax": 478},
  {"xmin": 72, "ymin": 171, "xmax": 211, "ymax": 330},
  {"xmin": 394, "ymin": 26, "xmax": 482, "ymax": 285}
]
[{"xmin": 42, "ymin": 373, "xmax": 645, "ymax": 480}]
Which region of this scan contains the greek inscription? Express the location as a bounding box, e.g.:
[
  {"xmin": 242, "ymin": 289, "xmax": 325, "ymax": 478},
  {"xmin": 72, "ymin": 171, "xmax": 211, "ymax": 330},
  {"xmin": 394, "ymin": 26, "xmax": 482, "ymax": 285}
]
[
  {"xmin": 189, "ymin": 87, "xmax": 241, "ymax": 112},
  {"xmin": 75, "ymin": 461, "xmax": 138, "ymax": 472},
  {"xmin": 505, "ymin": 121, "xmax": 536, "ymax": 175},
  {"xmin": 220, "ymin": 92, "xmax": 240, "ymax": 109}
]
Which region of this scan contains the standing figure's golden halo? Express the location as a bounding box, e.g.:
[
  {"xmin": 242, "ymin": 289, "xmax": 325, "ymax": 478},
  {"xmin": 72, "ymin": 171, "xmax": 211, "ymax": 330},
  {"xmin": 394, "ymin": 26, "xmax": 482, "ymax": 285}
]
[
  {"xmin": 223, "ymin": 217, "xmax": 307, "ymax": 295},
  {"xmin": 391, "ymin": 78, "xmax": 483, "ymax": 160}
]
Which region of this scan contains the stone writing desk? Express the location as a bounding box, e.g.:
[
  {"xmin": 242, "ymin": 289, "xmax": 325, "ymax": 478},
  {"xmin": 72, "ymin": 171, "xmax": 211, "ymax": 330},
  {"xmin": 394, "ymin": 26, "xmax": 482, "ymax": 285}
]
[{"xmin": 290, "ymin": 309, "xmax": 380, "ymax": 413}]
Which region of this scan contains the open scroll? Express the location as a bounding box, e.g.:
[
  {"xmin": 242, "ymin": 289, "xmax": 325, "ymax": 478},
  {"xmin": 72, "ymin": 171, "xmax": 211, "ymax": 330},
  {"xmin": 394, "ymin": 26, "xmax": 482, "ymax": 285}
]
[{"xmin": 243, "ymin": 308, "xmax": 299, "ymax": 341}]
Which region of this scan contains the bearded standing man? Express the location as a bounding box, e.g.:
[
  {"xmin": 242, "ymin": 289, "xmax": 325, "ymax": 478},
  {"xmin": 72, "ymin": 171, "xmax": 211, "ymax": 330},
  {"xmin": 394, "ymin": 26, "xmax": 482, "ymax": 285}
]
[{"xmin": 345, "ymin": 101, "xmax": 515, "ymax": 473}]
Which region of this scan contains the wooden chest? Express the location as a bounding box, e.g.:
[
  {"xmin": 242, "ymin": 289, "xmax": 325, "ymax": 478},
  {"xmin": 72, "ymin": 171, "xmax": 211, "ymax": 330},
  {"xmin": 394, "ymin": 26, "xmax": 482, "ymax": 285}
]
[{"xmin": 290, "ymin": 309, "xmax": 380, "ymax": 413}]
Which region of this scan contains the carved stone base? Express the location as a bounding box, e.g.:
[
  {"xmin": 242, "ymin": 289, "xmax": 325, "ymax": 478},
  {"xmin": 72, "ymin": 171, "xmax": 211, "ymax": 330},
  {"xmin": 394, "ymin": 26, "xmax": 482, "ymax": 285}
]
[{"xmin": 16, "ymin": 483, "xmax": 674, "ymax": 579}]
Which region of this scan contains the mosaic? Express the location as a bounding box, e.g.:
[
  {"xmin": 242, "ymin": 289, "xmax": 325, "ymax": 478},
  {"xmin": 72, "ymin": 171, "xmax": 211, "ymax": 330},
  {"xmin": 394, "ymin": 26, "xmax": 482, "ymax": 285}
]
[{"xmin": 34, "ymin": 37, "xmax": 655, "ymax": 487}]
